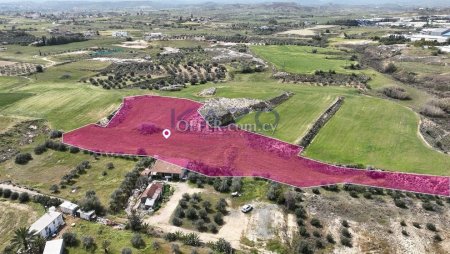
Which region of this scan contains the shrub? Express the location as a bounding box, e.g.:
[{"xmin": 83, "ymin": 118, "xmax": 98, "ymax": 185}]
[
  {"xmin": 326, "ymin": 234, "xmax": 335, "ymax": 244},
  {"xmin": 18, "ymin": 192, "xmax": 29, "ymax": 203},
  {"xmin": 50, "ymin": 184, "xmax": 59, "ymax": 194},
  {"xmin": 82, "ymin": 236, "xmax": 95, "ymax": 250},
  {"xmin": 212, "ymin": 238, "xmax": 233, "ymax": 253},
  {"xmin": 312, "ymin": 188, "xmax": 320, "ymax": 195},
  {"xmin": 295, "ymin": 240, "xmax": 313, "ymax": 254},
  {"xmin": 214, "ymin": 212, "xmax": 224, "ymax": 225},
  {"xmin": 152, "ymin": 241, "xmax": 160, "ymax": 250},
  {"xmin": 394, "ymin": 198, "xmax": 407, "ymax": 209},
  {"xmin": 313, "ymin": 231, "xmax": 321, "ymax": 238},
  {"xmin": 382, "ymin": 86, "xmax": 411, "ymax": 100},
  {"xmin": 434, "ymin": 234, "xmax": 443, "ymax": 242},
  {"xmin": 15, "ymin": 153, "xmax": 33, "ymax": 165},
  {"xmin": 209, "ymin": 223, "xmax": 218, "ymax": 233},
  {"xmin": 10, "ymin": 192, "xmax": 19, "ymax": 200},
  {"xmin": 412, "ymin": 222, "xmax": 421, "ymax": 228},
  {"xmin": 172, "ymin": 217, "xmax": 182, "ymax": 226},
  {"xmin": 34, "ymin": 144, "xmax": 47, "ymax": 155},
  {"xmin": 400, "ymin": 220, "xmax": 407, "ymax": 227},
  {"xmin": 195, "ymin": 219, "xmax": 207, "ymax": 231},
  {"xmin": 383, "ymin": 62, "xmax": 397, "ymax": 73},
  {"xmin": 422, "ymin": 202, "xmax": 435, "ymax": 211},
  {"xmin": 310, "ymin": 218, "xmax": 322, "ymax": 228},
  {"xmin": 315, "ymin": 239, "xmax": 324, "ymax": 249},
  {"xmin": 401, "ymin": 230, "xmax": 409, "ymax": 236},
  {"xmin": 341, "ymin": 237, "xmax": 352, "ymax": 247},
  {"xmin": 186, "ymin": 208, "xmax": 198, "ymax": 220},
  {"xmin": 426, "ymin": 223, "xmax": 437, "ymax": 232},
  {"xmin": 164, "ymin": 232, "xmax": 178, "ymax": 242},
  {"xmin": 420, "ymin": 104, "xmax": 446, "ymax": 118},
  {"xmin": 131, "ymin": 234, "xmax": 145, "ymax": 248},
  {"xmin": 299, "ymin": 226, "xmax": 310, "ymax": 237},
  {"xmin": 183, "ymin": 233, "xmax": 201, "ymax": 246},
  {"xmin": 106, "ymin": 162, "xmax": 114, "ymax": 170},
  {"xmin": 49, "ymin": 130, "xmax": 63, "ymax": 138},
  {"xmin": 174, "ymin": 206, "xmax": 185, "ymax": 218},
  {"xmin": 3, "ymin": 189, "xmax": 11, "ymax": 198},
  {"xmin": 69, "ymin": 146, "xmax": 80, "ymax": 153},
  {"xmin": 62, "ymin": 232, "xmax": 78, "ymax": 247},
  {"xmin": 122, "ymin": 248, "xmax": 132, "ymax": 254},
  {"xmin": 341, "ymin": 228, "xmax": 352, "ymax": 238},
  {"xmin": 0, "ymin": 188, "xmax": 2, "ymax": 196},
  {"xmin": 342, "ymin": 220, "xmax": 350, "ymax": 228}
]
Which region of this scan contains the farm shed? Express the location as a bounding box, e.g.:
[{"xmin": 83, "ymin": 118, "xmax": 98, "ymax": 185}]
[
  {"xmin": 78, "ymin": 210, "xmax": 96, "ymax": 221},
  {"xmin": 43, "ymin": 239, "xmax": 64, "ymax": 254},
  {"xmin": 59, "ymin": 201, "xmax": 79, "ymax": 215}
]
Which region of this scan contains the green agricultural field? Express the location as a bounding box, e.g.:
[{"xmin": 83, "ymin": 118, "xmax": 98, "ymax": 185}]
[
  {"xmin": 0, "ymin": 149, "xmax": 136, "ymax": 205},
  {"xmin": 304, "ymin": 96, "xmax": 450, "ymax": 175},
  {"xmin": 0, "ymin": 92, "xmax": 33, "ymax": 108},
  {"xmin": 251, "ymin": 45, "xmax": 357, "ymax": 74},
  {"xmin": 0, "ymin": 200, "xmax": 43, "ymax": 250}
]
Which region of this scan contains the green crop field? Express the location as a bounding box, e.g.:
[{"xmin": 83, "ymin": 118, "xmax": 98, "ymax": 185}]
[
  {"xmin": 251, "ymin": 45, "xmax": 357, "ymax": 74},
  {"xmin": 303, "ymin": 96, "xmax": 450, "ymax": 175}
]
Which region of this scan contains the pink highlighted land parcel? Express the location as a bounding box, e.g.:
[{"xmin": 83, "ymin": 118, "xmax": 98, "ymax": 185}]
[{"xmin": 63, "ymin": 95, "xmax": 450, "ymax": 196}]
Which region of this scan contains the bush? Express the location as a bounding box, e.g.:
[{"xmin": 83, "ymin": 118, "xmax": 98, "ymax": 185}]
[
  {"xmin": 394, "ymin": 198, "xmax": 407, "ymax": 209},
  {"xmin": 312, "ymin": 188, "xmax": 320, "ymax": 195},
  {"xmin": 0, "ymin": 188, "xmax": 2, "ymax": 196},
  {"xmin": 122, "ymin": 248, "xmax": 132, "ymax": 254},
  {"xmin": 15, "ymin": 153, "xmax": 33, "ymax": 165},
  {"xmin": 412, "ymin": 222, "xmax": 421, "ymax": 228},
  {"xmin": 10, "ymin": 192, "xmax": 19, "ymax": 200},
  {"xmin": 82, "ymin": 236, "xmax": 95, "ymax": 250},
  {"xmin": 341, "ymin": 237, "xmax": 352, "ymax": 247},
  {"xmin": 69, "ymin": 146, "xmax": 80, "ymax": 153},
  {"xmin": 383, "ymin": 62, "xmax": 397, "ymax": 73},
  {"xmin": 422, "ymin": 202, "xmax": 435, "ymax": 211},
  {"xmin": 195, "ymin": 219, "xmax": 207, "ymax": 231},
  {"xmin": 420, "ymin": 104, "xmax": 446, "ymax": 118},
  {"xmin": 326, "ymin": 234, "xmax": 335, "ymax": 244},
  {"xmin": 49, "ymin": 130, "xmax": 63, "ymax": 138},
  {"xmin": 131, "ymin": 234, "xmax": 145, "ymax": 248},
  {"xmin": 214, "ymin": 213, "xmax": 224, "ymax": 225},
  {"xmin": 434, "ymin": 234, "xmax": 443, "ymax": 242},
  {"xmin": 382, "ymin": 86, "xmax": 411, "ymax": 100},
  {"xmin": 212, "ymin": 238, "xmax": 233, "ymax": 253},
  {"xmin": 341, "ymin": 228, "xmax": 352, "ymax": 238},
  {"xmin": 164, "ymin": 232, "xmax": 178, "ymax": 242},
  {"xmin": 174, "ymin": 206, "xmax": 185, "ymax": 218},
  {"xmin": 34, "ymin": 144, "xmax": 47, "ymax": 155},
  {"xmin": 401, "ymin": 230, "xmax": 409, "ymax": 236},
  {"xmin": 172, "ymin": 217, "xmax": 183, "ymax": 226},
  {"xmin": 310, "ymin": 218, "xmax": 322, "ymax": 228},
  {"xmin": 186, "ymin": 208, "xmax": 198, "ymax": 220},
  {"xmin": 426, "ymin": 223, "xmax": 437, "ymax": 232},
  {"xmin": 295, "ymin": 240, "xmax": 313, "ymax": 254},
  {"xmin": 209, "ymin": 223, "xmax": 218, "ymax": 233},
  {"xmin": 62, "ymin": 232, "xmax": 78, "ymax": 247},
  {"xmin": 3, "ymin": 189, "xmax": 11, "ymax": 198},
  {"xmin": 183, "ymin": 233, "xmax": 201, "ymax": 246},
  {"xmin": 342, "ymin": 220, "xmax": 350, "ymax": 228},
  {"xmin": 18, "ymin": 192, "xmax": 29, "ymax": 203}
]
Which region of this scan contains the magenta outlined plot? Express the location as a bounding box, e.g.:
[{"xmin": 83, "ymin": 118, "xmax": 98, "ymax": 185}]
[{"xmin": 63, "ymin": 95, "xmax": 450, "ymax": 196}]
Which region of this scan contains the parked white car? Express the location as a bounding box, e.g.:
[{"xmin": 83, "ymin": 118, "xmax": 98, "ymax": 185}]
[{"xmin": 241, "ymin": 204, "xmax": 253, "ymax": 213}]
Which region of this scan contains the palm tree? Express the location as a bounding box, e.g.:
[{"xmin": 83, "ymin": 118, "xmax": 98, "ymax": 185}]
[
  {"xmin": 30, "ymin": 236, "xmax": 46, "ymax": 254},
  {"xmin": 10, "ymin": 227, "xmax": 37, "ymax": 253}
]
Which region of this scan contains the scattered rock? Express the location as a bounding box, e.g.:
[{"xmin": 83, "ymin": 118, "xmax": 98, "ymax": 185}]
[{"xmin": 198, "ymin": 87, "xmax": 217, "ymax": 97}]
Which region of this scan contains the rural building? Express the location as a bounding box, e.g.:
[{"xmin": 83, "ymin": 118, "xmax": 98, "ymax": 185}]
[
  {"xmin": 29, "ymin": 210, "xmax": 64, "ymax": 239},
  {"xmin": 421, "ymin": 28, "xmax": 450, "ymax": 37},
  {"xmin": 78, "ymin": 210, "xmax": 96, "ymax": 221},
  {"xmin": 0, "ymin": 47, "xmax": 6, "ymax": 51},
  {"xmin": 43, "ymin": 239, "xmax": 64, "ymax": 254},
  {"xmin": 145, "ymin": 32, "xmax": 166, "ymax": 40},
  {"xmin": 59, "ymin": 201, "xmax": 79, "ymax": 215},
  {"xmin": 146, "ymin": 160, "xmax": 183, "ymax": 180},
  {"xmin": 112, "ymin": 31, "xmax": 128, "ymax": 37},
  {"xmin": 140, "ymin": 182, "xmax": 164, "ymax": 210}
]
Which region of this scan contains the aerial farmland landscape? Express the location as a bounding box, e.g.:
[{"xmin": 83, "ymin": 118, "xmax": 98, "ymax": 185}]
[{"xmin": 0, "ymin": 0, "xmax": 449, "ymax": 253}]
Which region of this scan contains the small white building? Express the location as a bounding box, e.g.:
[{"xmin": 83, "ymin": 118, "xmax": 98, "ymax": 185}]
[
  {"xmin": 112, "ymin": 31, "xmax": 128, "ymax": 37},
  {"xmin": 59, "ymin": 201, "xmax": 79, "ymax": 215},
  {"xmin": 29, "ymin": 210, "xmax": 64, "ymax": 239},
  {"xmin": 78, "ymin": 210, "xmax": 96, "ymax": 221},
  {"xmin": 43, "ymin": 239, "xmax": 64, "ymax": 254}
]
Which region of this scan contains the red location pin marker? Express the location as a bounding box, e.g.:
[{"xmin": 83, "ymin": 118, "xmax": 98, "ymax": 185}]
[{"xmin": 162, "ymin": 129, "xmax": 171, "ymax": 139}]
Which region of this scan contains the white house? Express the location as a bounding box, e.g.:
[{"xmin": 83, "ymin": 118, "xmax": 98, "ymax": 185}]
[
  {"xmin": 59, "ymin": 201, "xmax": 79, "ymax": 215},
  {"xmin": 112, "ymin": 31, "xmax": 128, "ymax": 37},
  {"xmin": 43, "ymin": 239, "xmax": 64, "ymax": 254},
  {"xmin": 29, "ymin": 210, "xmax": 64, "ymax": 239}
]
